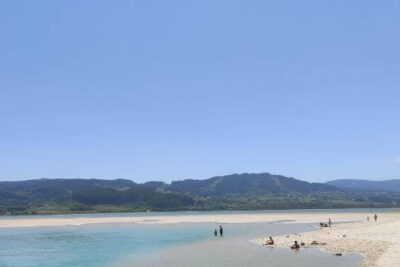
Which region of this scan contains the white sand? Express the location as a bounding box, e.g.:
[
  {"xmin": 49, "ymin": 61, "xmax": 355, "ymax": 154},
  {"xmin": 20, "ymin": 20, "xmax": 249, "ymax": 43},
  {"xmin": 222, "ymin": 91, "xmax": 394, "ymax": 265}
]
[
  {"xmin": 1, "ymin": 211, "xmax": 399, "ymax": 266},
  {"xmin": 0, "ymin": 212, "xmax": 370, "ymax": 228},
  {"xmin": 252, "ymin": 213, "xmax": 400, "ymax": 267}
]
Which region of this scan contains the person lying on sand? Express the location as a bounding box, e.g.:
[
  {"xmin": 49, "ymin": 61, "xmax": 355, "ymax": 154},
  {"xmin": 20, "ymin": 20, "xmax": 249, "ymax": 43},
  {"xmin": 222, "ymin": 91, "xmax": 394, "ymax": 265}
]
[
  {"xmin": 266, "ymin": 236, "xmax": 274, "ymax": 245},
  {"xmin": 291, "ymin": 241, "xmax": 300, "ymax": 249}
]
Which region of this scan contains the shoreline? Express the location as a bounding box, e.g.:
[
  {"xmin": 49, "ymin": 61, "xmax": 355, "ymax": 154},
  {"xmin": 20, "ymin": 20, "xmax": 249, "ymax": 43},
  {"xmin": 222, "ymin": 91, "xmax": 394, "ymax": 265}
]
[
  {"xmin": 0, "ymin": 211, "xmax": 379, "ymax": 228},
  {"xmin": 1, "ymin": 207, "xmax": 397, "ymax": 218},
  {"xmin": 1, "ymin": 210, "xmax": 399, "ymax": 266},
  {"xmin": 252, "ymin": 213, "xmax": 400, "ymax": 267}
]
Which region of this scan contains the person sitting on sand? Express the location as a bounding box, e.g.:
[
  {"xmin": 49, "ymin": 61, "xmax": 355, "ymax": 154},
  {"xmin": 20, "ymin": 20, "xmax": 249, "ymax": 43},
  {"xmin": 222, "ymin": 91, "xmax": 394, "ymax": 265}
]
[
  {"xmin": 266, "ymin": 236, "xmax": 274, "ymax": 245},
  {"xmin": 291, "ymin": 241, "xmax": 300, "ymax": 249}
]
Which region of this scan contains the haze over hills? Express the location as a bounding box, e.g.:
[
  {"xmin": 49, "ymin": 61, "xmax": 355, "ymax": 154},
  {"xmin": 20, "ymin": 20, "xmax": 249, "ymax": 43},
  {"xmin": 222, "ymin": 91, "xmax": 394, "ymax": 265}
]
[
  {"xmin": 1, "ymin": 173, "xmax": 400, "ymax": 215},
  {"xmin": 326, "ymin": 179, "xmax": 400, "ymax": 192}
]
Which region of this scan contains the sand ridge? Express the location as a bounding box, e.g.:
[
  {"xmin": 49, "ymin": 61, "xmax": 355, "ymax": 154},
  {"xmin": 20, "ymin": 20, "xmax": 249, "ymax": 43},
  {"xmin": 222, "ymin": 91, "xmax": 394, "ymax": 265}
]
[{"xmin": 0, "ymin": 212, "xmax": 374, "ymax": 228}]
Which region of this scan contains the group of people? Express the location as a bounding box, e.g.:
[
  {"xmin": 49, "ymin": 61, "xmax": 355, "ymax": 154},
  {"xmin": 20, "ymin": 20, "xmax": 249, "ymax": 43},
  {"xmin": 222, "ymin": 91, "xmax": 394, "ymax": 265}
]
[
  {"xmin": 213, "ymin": 225, "xmax": 224, "ymax": 237},
  {"xmin": 214, "ymin": 214, "xmax": 380, "ymax": 250},
  {"xmin": 320, "ymin": 218, "xmax": 332, "ymax": 228},
  {"xmin": 260, "ymin": 214, "xmax": 381, "ymax": 251},
  {"xmin": 264, "ymin": 218, "xmax": 335, "ymax": 250},
  {"xmin": 367, "ymin": 214, "xmax": 378, "ymax": 222},
  {"xmin": 263, "ymin": 236, "xmax": 300, "ymax": 249}
]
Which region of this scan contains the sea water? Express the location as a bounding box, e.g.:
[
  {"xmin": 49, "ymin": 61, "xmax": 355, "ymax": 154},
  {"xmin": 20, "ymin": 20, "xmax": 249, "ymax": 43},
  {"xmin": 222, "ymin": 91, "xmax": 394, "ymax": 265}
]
[
  {"xmin": 0, "ymin": 209, "xmax": 370, "ymax": 267},
  {"xmin": 0, "ymin": 207, "xmax": 396, "ymax": 221},
  {"xmin": 115, "ymin": 222, "xmax": 362, "ymax": 267}
]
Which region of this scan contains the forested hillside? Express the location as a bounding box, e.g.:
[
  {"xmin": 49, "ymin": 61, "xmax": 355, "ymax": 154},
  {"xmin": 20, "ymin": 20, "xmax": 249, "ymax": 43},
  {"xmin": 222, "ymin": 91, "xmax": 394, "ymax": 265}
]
[
  {"xmin": 327, "ymin": 179, "xmax": 400, "ymax": 192},
  {"xmin": 1, "ymin": 174, "xmax": 399, "ymax": 215}
]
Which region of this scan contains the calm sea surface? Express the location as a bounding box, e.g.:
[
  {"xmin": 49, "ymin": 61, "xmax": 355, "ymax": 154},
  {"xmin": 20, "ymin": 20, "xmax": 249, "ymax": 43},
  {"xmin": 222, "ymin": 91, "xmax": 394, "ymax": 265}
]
[
  {"xmin": 0, "ymin": 207, "xmax": 396, "ymax": 220},
  {"xmin": 0, "ymin": 209, "xmax": 379, "ymax": 267}
]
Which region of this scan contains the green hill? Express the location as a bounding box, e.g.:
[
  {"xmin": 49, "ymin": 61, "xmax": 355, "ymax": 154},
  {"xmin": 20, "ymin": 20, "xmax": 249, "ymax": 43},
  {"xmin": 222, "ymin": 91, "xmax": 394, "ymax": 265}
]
[
  {"xmin": 170, "ymin": 173, "xmax": 337, "ymax": 196},
  {"xmin": 1, "ymin": 173, "xmax": 399, "ymax": 215},
  {"xmin": 0, "ymin": 178, "xmax": 193, "ymax": 215},
  {"xmin": 326, "ymin": 179, "xmax": 400, "ymax": 192}
]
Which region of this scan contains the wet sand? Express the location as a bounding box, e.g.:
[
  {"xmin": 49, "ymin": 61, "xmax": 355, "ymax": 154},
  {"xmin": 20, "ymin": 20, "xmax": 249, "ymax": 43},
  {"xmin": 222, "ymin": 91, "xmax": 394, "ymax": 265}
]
[
  {"xmin": 1, "ymin": 210, "xmax": 399, "ymax": 266},
  {"xmin": 112, "ymin": 222, "xmax": 361, "ymax": 267}
]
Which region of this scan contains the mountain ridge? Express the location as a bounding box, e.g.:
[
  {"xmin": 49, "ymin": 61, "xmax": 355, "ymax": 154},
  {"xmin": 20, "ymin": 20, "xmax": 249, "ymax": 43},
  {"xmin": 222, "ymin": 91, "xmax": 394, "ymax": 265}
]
[
  {"xmin": 326, "ymin": 179, "xmax": 400, "ymax": 192},
  {"xmin": 169, "ymin": 172, "xmax": 338, "ymax": 196},
  {"xmin": 1, "ymin": 173, "xmax": 399, "ymax": 215}
]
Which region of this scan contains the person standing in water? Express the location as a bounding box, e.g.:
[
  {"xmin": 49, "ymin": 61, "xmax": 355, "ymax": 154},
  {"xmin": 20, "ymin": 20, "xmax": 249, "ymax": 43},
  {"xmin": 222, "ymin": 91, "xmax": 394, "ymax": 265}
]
[
  {"xmin": 214, "ymin": 229, "xmax": 218, "ymax": 237},
  {"xmin": 219, "ymin": 225, "xmax": 224, "ymax": 237}
]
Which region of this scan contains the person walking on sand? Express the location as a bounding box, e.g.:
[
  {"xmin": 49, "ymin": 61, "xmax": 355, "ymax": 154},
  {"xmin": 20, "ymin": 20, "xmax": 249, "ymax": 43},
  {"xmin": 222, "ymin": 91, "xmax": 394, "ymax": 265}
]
[
  {"xmin": 367, "ymin": 216, "xmax": 370, "ymax": 221},
  {"xmin": 214, "ymin": 229, "xmax": 218, "ymax": 237},
  {"xmin": 374, "ymin": 214, "xmax": 378, "ymax": 222},
  {"xmin": 328, "ymin": 218, "xmax": 332, "ymax": 227},
  {"xmin": 219, "ymin": 225, "xmax": 224, "ymax": 237}
]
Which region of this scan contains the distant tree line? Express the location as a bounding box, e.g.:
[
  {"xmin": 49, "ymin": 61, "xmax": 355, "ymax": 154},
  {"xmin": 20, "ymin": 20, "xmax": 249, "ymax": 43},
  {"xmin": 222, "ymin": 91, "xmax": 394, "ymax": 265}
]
[{"xmin": 1, "ymin": 174, "xmax": 400, "ymax": 215}]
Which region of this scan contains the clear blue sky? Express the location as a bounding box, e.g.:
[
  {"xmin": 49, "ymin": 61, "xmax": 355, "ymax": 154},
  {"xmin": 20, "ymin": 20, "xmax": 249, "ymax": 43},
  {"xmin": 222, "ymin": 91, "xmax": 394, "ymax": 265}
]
[{"xmin": 1, "ymin": 0, "xmax": 399, "ymax": 182}]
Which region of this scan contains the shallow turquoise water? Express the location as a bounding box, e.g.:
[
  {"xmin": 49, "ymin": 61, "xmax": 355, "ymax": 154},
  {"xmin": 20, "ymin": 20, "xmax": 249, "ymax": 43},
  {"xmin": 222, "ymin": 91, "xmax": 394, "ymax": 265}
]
[
  {"xmin": 0, "ymin": 209, "xmax": 371, "ymax": 267},
  {"xmin": 0, "ymin": 223, "xmax": 214, "ymax": 267},
  {"xmin": 118, "ymin": 222, "xmax": 362, "ymax": 267}
]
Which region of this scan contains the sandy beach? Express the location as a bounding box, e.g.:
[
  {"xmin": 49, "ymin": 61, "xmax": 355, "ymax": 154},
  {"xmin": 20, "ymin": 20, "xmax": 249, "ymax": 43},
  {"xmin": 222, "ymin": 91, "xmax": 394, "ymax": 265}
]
[
  {"xmin": 0, "ymin": 211, "xmax": 375, "ymax": 228},
  {"xmin": 252, "ymin": 212, "xmax": 400, "ymax": 267},
  {"xmin": 1, "ymin": 211, "xmax": 399, "ymax": 266}
]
